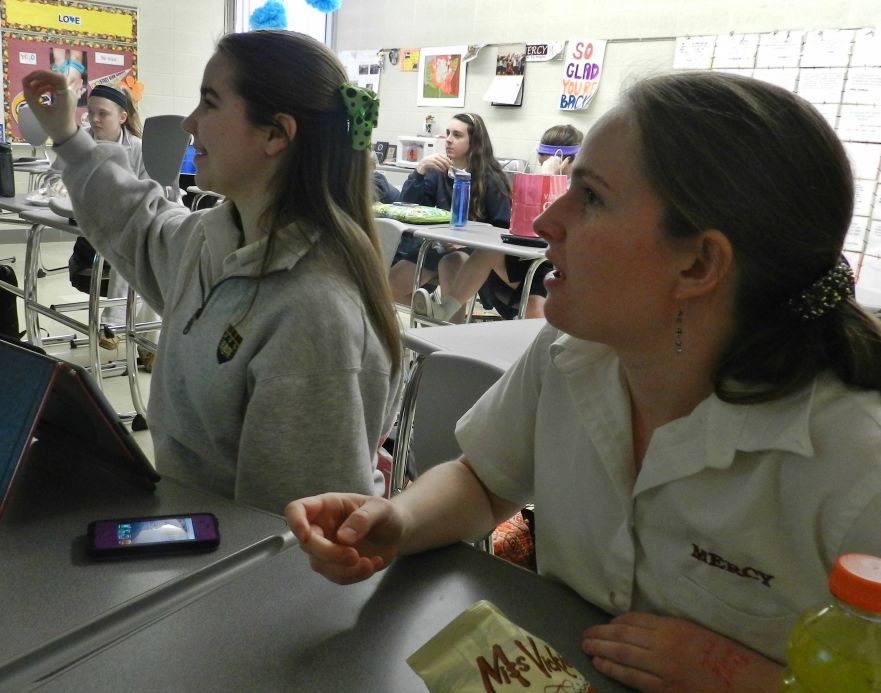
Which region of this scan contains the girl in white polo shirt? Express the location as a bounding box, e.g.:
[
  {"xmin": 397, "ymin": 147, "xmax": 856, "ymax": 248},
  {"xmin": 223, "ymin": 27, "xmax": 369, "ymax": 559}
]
[{"xmin": 287, "ymin": 71, "xmax": 881, "ymax": 692}]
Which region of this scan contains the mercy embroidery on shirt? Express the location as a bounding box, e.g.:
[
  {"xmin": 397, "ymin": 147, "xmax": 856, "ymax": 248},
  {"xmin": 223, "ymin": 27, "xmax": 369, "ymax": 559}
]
[{"xmin": 691, "ymin": 544, "xmax": 775, "ymax": 587}]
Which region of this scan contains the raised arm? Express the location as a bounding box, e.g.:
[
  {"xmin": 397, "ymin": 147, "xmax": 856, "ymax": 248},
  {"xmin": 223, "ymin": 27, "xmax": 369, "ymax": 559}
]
[{"xmin": 21, "ymin": 71, "xmax": 78, "ymax": 144}]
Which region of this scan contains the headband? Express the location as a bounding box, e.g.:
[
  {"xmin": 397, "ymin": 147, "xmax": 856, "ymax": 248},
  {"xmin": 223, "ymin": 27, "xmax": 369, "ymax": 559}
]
[
  {"xmin": 89, "ymin": 85, "xmax": 128, "ymax": 110},
  {"xmin": 537, "ymin": 143, "xmax": 580, "ymax": 157},
  {"xmin": 339, "ymin": 84, "xmax": 379, "ymax": 151}
]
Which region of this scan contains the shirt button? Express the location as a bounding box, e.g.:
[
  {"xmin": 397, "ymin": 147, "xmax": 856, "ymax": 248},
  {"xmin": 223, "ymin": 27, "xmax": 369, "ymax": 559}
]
[{"xmin": 609, "ymin": 590, "xmax": 617, "ymax": 607}]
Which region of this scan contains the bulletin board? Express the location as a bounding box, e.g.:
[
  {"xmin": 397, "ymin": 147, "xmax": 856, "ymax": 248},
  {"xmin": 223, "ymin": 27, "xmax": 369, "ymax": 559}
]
[{"xmin": 0, "ymin": 0, "xmax": 137, "ymax": 142}]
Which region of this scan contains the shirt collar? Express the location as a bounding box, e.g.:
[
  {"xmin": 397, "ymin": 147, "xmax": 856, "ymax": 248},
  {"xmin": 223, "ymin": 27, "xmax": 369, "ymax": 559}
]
[
  {"xmin": 213, "ymin": 204, "xmax": 322, "ymax": 278},
  {"xmin": 548, "ymin": 332, "xmax": 819, "ymax": 494}
]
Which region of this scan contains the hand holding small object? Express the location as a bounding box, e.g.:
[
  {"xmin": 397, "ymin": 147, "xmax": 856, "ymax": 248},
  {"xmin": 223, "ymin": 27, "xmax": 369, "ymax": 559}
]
[
  {"xmin": 416, "ymin": 153, "xmax": 452, "ymax": 176},
  {"xmin": 285, "ymin": 493, "xmax": 405, "ymax": 585},
  {"xmin": 21, "ymin": 70, "xmax": 79, "ymax": 145}
]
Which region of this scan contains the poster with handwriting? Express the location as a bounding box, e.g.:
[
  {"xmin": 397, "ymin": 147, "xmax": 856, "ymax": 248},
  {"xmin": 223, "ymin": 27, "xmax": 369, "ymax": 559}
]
[{"xmin": 559, "ymin": 39, "xmax": 606, "ymax": 111}]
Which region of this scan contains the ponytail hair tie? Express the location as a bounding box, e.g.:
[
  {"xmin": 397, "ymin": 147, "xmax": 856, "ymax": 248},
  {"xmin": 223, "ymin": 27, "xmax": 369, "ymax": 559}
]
[{"xmin": 784, "ymin": 260, "xmax": 855, "ymax": 320}]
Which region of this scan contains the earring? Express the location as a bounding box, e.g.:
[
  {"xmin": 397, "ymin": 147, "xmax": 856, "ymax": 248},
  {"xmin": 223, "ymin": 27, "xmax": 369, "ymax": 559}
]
[{"xmin": 674, "ymin": 308, "xmax": 684, "ymax": 354}]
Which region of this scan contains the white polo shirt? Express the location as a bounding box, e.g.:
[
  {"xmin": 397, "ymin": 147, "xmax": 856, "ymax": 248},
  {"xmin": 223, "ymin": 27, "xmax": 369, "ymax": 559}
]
[{"xmin": 456, "ymin": 324, "xmax": 881, "ymax": 662}]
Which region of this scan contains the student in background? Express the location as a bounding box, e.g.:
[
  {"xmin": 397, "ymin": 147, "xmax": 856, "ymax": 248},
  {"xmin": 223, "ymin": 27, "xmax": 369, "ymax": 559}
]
[
  {"xmin": 371, "ymin": 151, "xmax": 400, "ymax": 203},
  {"xmin": 287, "ymin": 71, "xmax": 881, "ymax": 692},
  {"xmin": 23, "ymin": 29, "xmax": 402, "ymax": 514},
  {"xmin": 387, "ymin": 112, "xmax": 511, "ymax": 306},
  {"xmin": 415, "ymin": 123, "xmax": 582, "ymax": 323},
  {"xmin": 536, "ymin": 123, "xmax": 582, "ymax": 176},
  {"xmin": 64, "ymin": 84, "xmax": 158, "ymax": 357}
]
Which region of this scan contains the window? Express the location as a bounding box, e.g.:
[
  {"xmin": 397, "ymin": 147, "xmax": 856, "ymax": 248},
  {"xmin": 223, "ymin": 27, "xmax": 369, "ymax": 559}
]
[{"xmin": 230, "ymin": 0, "xmax": 331, "ymax": 45}]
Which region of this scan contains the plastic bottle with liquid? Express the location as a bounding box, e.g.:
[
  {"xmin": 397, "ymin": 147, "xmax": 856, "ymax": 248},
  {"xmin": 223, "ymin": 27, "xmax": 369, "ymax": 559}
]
[
  {"xmin": 781, "ymin": 553, "xmax": 881, "ymax": 692},
  {"xmin": 450, "ymin": 169, "xmax": 471, "ymax": 228}
]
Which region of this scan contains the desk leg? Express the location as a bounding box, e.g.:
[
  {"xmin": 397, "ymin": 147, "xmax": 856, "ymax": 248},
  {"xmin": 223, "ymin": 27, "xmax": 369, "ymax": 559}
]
[
  {"xmin": 125, "ymin": 285, "xmax": 160, "ymax": 425},
  {"xmin": 388, "ymin": 354, "xmax": 425, "ymax": 498},
  {"xmin": 23, "ymin": 223, "xmax": 44, "ymax": 347},
  {"xmin": 88, "ymin": 254, "xmax": 106, "ymax": 392},
  {"xmin": 409, "ymin": 240, "xmax": 432, "ymax": 329},
  {"xmin": 517, "ymin": 258, "xmax": 545, "ymax": 320}
]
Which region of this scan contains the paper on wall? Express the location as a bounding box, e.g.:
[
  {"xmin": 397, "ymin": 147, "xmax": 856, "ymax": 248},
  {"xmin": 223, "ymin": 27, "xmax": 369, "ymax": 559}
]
[
  {"xmin": 673, "ymin": 35, "xmax": 716, "ymax": 70},
  {"xmin": 525, "ymin": 42, "xmax": 565, "ymax": 62},
  {"xmin": 712, "ymin": 33, "xmax": 758, "ymax": 69},
  {"xmin": 558, "ymin": 39, "xmax": 606, "ymax": 111},
  {"xmin": 802, "ymin": 29, "xmax": 855, "ymax": 68},
  {"xmin": 755, "ymin": 30, "xmax": 804, "ymax": 68},
  {"xmin": 796, "ymin": 67, "xmax": 846, "ymax": 104},
  {"xmin": 852, "ymin": 28, "xmax": 881, "ymax": 67},
  {"xmin": 338, "ymin": 49, "xmax": 382, "ymax": 93}
]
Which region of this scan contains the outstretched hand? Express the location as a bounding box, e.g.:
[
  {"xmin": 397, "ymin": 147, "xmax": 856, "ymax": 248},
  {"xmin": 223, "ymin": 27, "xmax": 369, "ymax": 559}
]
[
  {"xmin": 285, "ymin": 493, "xmax": 405, "ymax": 585},
  {"xmin": 582, "ymin": 612, "xmax": 782, "ymax": 692},
  {"xmin": 21, "ymin": 70, "xmax": 79, "ymax": 145}
]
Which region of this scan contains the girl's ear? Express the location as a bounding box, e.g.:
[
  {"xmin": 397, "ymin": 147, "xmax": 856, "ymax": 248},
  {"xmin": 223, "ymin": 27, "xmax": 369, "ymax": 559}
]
[
  {"xmin": 674, "ymin": 229, "xmax": 734, "ymax": 301},
  {"xmin": 119, "ymin": 109, "xmax": 128, "ymax": 125},
  {"xmin": 264, "ymin": 113, "xmax": 297, "ymax": 156}
]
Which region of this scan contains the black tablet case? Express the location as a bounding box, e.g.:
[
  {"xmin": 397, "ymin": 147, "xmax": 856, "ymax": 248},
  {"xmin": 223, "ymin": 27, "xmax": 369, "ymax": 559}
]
[{"xmin": 0, "ymin": 339, "xmax": 159, "ymax": 517}]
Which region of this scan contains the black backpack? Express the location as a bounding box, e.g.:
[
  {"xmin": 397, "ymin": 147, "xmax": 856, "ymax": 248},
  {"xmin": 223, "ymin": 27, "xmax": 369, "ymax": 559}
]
[
  {"xmin": 69, "ymin": 238, "xmax": 110, "ymax": 296},
  {"xmin": 0, "ymin": 263, "xmax": 20, "ymax": 339}
]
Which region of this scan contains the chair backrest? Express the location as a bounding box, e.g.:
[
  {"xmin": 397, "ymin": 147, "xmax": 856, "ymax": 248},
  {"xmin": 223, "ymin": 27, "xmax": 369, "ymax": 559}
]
[
  {"xmin": 142, "ymin": 115, "xmax": 190, "ymax": 193},
  {"xmin": 374, "ymin": 218, "xmax": 407, "ymax": 269},
  {"xmin": 390, "ymin": 351, "xmax": 505, "ymax": 496},
  {"xmin": 17, "ymin": 105, "xmax": 48, "ymax": 147}
]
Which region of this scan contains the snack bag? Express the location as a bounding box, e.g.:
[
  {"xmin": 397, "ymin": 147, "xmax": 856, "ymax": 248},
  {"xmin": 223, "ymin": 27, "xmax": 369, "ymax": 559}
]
[{"xmin": 407, "ymin": 600, "xmax": 595, "ymax": 692}]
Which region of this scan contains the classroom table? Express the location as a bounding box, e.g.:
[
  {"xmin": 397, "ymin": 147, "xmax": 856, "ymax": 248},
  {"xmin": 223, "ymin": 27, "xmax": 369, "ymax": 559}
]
[
  {"xmin": 404, "ymin": 317, "xmax": 546, "ymax": 369},
  {"xmin": 0, "ymin": 438, "xmax": 289, "ymax": 690},
  {"xmin": 0, "ymin": 421, "xmax": 633, "ymax": 692},
  {"xmin": 408, "ymin": 221, "xmax": 547, "ymax": 325},
  {"xmin": 29, "ymin": 530, "xmax": 632, "ymax": 692},
  {"xmin": 0, "ymin": 195, "xmax": 88, "ymax": 349}
]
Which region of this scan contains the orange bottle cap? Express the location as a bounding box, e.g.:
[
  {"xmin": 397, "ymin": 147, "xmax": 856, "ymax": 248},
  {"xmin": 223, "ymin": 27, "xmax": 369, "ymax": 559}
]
[{"xmin": 829, "ymin": 554, "xmax": 881, "ymax": 613}]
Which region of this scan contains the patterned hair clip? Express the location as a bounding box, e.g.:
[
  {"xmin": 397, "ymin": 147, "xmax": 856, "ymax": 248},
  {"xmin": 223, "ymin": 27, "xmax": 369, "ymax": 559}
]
[
  {"xmin": 784, "ymin": 260, "xmax": 855, "ymax": 320},
  {"xmin": 339, "ymin": 84, "xmax": 379, "ymax": 151}
]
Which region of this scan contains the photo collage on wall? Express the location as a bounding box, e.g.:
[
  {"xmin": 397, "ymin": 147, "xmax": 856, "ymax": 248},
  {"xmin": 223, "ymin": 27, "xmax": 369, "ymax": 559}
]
[{"xmin": 1, "ymin": 0, "xmax": 138, "ymax": 142}]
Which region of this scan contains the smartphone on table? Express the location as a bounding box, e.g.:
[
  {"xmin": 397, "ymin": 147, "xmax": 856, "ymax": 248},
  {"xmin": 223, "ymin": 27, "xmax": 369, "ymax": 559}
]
[{"xmin": 86, "ymin": 512, "xmax": 220, "ymax": 559}]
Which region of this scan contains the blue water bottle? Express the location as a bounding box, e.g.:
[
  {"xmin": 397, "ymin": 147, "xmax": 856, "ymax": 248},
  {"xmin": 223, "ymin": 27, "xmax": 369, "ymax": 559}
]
[{"xmin": 450, "ymin": 169, "xmax": 471, "ymax": 228}]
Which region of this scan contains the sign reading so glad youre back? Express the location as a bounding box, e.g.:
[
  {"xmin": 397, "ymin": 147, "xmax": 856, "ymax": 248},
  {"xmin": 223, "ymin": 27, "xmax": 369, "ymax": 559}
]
[{"xmin": 559, "ymin": 38, "xmax": 607, "ymax": 111}]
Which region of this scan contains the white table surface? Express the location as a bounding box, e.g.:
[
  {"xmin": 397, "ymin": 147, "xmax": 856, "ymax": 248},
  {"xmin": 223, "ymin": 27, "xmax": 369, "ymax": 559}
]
[
  {"xmin": 404, "ymin": 318, "xmax": 546, "ymax": 370},
  {"xmin": 411, "ymin": 221, "xmax": 546, "ymax": 260},
  {"xmin": 0, "ymin": 193, "xmax": 45, "ymax": 215},
  {"xmin": 19, "ymin": 207, "xmax": 81, "ymax": 236}
]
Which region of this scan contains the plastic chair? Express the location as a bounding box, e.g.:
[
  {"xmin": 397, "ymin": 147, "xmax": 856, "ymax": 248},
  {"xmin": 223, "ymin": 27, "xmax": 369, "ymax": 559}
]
[
  {"xmin": 14, "ymin": 105, "xmax": 51, "ymax": 189},
  {"xmin": 16, "ymin": 105, "xmax": 49, "ymax": 155},
  {"xmin": 389, "ymin": 351, "xmax": 505, "ymax": 552},
  {"xmin": 121, "ymin": 115, "xmax": 189, "ymax": 429},
  {"xmin": 374, "ymin": 218, "xmax": 407, "ymax": 269},
  {"xmin": 142, "ymin": 115, "xmax": 190, "ymax": 198},
  {"xmin": 389, "ymin": 350, "xmax": 505, "ymax": 498}
]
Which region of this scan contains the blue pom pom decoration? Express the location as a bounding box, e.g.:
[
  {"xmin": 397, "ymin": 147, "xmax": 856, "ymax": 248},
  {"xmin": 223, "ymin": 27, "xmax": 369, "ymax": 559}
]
[
  {"xmin": 306, "ymin": 0, "xmax": 341, "ymax": 12},
  {"xmin": 249, "ymin": 1, "xmax": 288, "ymax": 30}
]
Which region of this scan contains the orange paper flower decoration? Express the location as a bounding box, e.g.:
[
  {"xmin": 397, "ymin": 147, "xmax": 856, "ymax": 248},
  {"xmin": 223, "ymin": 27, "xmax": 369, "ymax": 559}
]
[{"xmin": 121, "ymin": 74, "xmax": 145, "ymax": 102}]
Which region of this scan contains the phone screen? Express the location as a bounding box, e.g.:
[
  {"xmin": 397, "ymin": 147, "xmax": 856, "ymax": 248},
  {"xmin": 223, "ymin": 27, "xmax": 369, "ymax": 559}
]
[{"xmin": 87, "ymin": 513, "xmax": 219, "ymax": 558}]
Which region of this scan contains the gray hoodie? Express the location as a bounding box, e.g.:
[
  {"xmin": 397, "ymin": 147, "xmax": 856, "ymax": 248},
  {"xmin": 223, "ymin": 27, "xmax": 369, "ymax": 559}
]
[{"xmin": 56, "ymin": 128, "xmax": 400, "ymax": 514}]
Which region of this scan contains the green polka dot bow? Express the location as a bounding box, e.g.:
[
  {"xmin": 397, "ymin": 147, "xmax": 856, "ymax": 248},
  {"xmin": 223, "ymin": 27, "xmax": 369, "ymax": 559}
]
[{"xmin": 339, "ymin": 84, "xmax": 379, "ymax": 151}]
